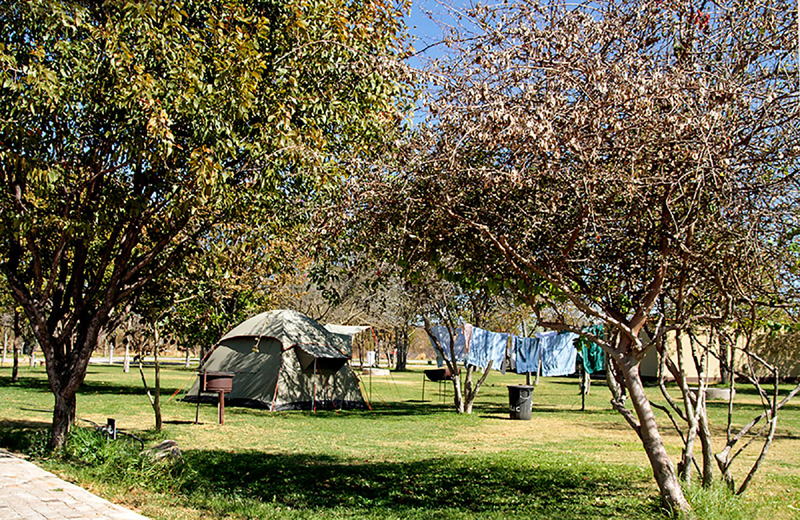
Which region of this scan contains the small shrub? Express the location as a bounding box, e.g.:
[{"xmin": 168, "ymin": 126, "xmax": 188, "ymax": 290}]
[
  {"xmin": 63, "ymin": 427, "xmax": 185, "ymax": 493},
  {"xmin": 24, "ymin": 429, "xmax": 50, "ymax": 459},
  {"xmin": 65, "ymin": 426, "xmax": 109, "ymax": 465}
]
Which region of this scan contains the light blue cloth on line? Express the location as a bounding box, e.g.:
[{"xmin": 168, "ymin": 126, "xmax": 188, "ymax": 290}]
[
  {"xmin": 514, "ymin": 336, "xmax": 541, "ymax": 374},
  {"xmin": 468, "ymin": 327, "xmax": 509, "ymax": 373},
  {"xmin": 427, "ymin": 326, "xmax": 467, "ymax": 365},
  {"xmin": 540, "ymin": 331, "xmax": 578, "ymax": 377}
]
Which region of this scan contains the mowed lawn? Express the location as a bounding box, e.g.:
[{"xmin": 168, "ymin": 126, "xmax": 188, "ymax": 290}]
[{"xmin": 1, "ymin": 362, "xmax": 798, "ymax": 520}]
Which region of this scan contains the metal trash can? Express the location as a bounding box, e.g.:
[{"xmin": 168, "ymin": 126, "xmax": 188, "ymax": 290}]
[{"xmin": 507, "ymin": 385, "xmax": 534, "ymax": 420}]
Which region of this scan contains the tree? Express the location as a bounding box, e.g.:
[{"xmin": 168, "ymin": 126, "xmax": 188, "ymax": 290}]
[
  {"xmin": 391, "ymin": 265, "xmax": 519, "ymax": 414},
  {"xmin": 346, "ymin": 0, "xmax": 798, "ymax": 512},
  {"xmin": 0, "ymin": 0, "xmax": 408, "ymax": 449},
  {"xmin": 291, "ymin": 256, "xmax": 424, "ymax": 367},
  {"xmin": 655, "ymin": 306, "xmax": 800, "ymax": 494},
  {"xmin": 162, "ymin": 221, "xmax": 309, "ymax": 362}
]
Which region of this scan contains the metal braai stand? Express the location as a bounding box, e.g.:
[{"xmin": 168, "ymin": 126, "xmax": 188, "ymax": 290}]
[{"xmin": 197, "ymin": 371, "xmax": 235, "ymax": 425}]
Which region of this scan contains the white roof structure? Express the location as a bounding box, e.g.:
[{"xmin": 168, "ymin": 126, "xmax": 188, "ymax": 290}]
[{"xmin": 324, "ymin": 324, "xmax": 372, "ymax": 336}]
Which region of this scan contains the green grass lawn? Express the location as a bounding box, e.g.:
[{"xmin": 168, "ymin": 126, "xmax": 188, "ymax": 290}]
[{"xmin": 1, "ymin": 361, "xmax": 798, "ymax": 520}]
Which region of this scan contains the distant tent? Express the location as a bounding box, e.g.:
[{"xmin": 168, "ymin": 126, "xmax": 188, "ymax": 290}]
[{"xmin": 185, "ymin": 309, "xmax": 366, "ymax": 411}]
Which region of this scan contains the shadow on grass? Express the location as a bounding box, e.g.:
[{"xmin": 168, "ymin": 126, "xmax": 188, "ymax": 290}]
[
  {"xmin": 357, "ymin": 402, "xmax": 457, "ymax": 417},
  {"xmin": 705, "ymin": 399, "xmax": 800, "ymax": 414},
  {"xmin": 79, "ymin": 378, "xmax": 182, "ymax": 397},
  {"xmin": 181, "ymin": 449, "xmax": 661, "ymax": 519},
  {"xmin": 223, "ymin": 400, "xmax": 466, "ymax": 420},
  {"xmin": 0, "ymin": 376, "xmax": 52, "ymax": 393},
  {"xmin": 0, "ymin": 375, "xmax": 183, "ymax": 399},
  {"xmin": 0, "ymin": 420, "xmax": 663, "ymax": 518},
  {"xmin": 0, "ymin": 419, "xmax": 51, "ymax": 452}
]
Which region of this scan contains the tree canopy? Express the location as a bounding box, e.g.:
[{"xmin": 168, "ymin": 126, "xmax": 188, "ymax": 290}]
[
  {"xmin": 343, "ymin": 0, "xmax": 799, "ymax": 511},
  {"xmin": 0, "ymin": 0, "xmax": 409, "ymax": 448}
]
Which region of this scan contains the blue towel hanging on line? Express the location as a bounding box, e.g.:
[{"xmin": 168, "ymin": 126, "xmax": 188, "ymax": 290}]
[{"xmin": 468, "ymin": 326, "xmax": 509, "ymax": 373}]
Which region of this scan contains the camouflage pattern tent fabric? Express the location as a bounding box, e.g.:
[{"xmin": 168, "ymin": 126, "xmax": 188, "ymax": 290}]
[{"xmin": 186, "ymin": 309, "xmax": 366, "ymax": 411}]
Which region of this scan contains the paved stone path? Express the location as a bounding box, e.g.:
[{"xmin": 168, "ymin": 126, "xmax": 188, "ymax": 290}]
[{"xmin": 0, "ymin": 449, "xmax": 150, "ymax": 520}]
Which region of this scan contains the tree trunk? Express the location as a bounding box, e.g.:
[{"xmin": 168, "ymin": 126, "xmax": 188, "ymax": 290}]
[
  {"xmin": 184, "ymin": 344, "xmax": 191, "ymax": 368},
  {"xmin": 50, "ymin": 389, "xmax": 77, "ymax": 450},
  {"xmin": 718, "ymin": 334, "xmax": 731, "ymax": 386},
  {"xmin": 123, "ymin": 340, "xmax": 130, "ymax": 373},
  {"xmin": 697, "ymin": 400, "xmax": 715, "ymax": 488},
  {"xmin": 620, "ymin": 359, "xmax": 691, "ymax": 513},
  {"xmin": 521, "ymin": 321, "xmax": 532, "ymax": 385},
  {"xmin": 154, "ymin": 337, "xmax": 162, "ymax": 431},
  {"xmin": 676, "ymin": 332, "xmax": 698, "ymax": 484},
  {"xmin": 44, "ymin": 334, "xmax": 97, "ymax": 450},
  {"xmin": 606, "ymin": 357, "xmax": 623, "ymax": 401},
  {"xmin": 359, "ymin": 335, "xmax": 364, "ymax": 369},
  {"xmin": 12, "ymin": 310, "xmax": 21, "ymax": 382},
  {"xmin": 451, "ymin": 372, "xmax": 464, "ymax": 413},
  {"xmin": 12, "ymin": 337, "xmax": 20, "ymax": 383},
  {"xmin": 137, "ymin": 343, "xmax": 162, "ymax": 432},
  {"xmin": 464, "ymin": 367, "xmax": 475, "ymax": 414},
  {"xmin": 682, "ymin": 415, "xmax": 698, "ymax": 484},
  {"xmin": 464, "ymin": 361, "xmax": 492, "ymax": 414},
  {"xmin": 396, "ymin": 326, "xmax": 408, "ymax": 371}
]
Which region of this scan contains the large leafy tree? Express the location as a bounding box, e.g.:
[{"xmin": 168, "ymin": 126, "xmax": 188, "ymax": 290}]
[
  {"xmin": 161, "ymin": 219, "xmax": 309, "ymax": 360},
  {"xmin": 0, "ymin": 0, "xmax": 408, "ymax": 449},
  {"xmin": 346, "ymin": 0, "xmax": 798, "ymax": 512}
]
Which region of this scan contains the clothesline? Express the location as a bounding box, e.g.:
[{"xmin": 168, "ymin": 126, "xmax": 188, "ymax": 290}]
[{"xmin": 427, "ymin": 323, "xmax": 605, "ymax": 377}]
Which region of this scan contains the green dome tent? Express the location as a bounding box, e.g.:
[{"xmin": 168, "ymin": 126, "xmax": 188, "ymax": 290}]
[{"xmin": 185, "ymin": 309, "xmax": 367, "ymax": 411}]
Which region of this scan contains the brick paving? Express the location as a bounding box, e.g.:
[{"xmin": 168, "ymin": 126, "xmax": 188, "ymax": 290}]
[{"xmin": 0, "ymin": 449, "xmax": 149, "ymax": 520}]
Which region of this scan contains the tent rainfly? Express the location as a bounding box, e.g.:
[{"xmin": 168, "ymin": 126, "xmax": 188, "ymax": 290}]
[{"xmin": 185, "ymin": 309, "xmax": 367, "ymax": 411}]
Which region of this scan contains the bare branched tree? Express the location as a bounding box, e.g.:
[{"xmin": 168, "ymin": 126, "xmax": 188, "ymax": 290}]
[{"xmin": 344, "ymin": 0, "xmax": 798, "ymax": 512}]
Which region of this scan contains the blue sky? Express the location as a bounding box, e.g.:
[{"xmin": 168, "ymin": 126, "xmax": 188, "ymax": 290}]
[
  {"xmin": 404, "ymin": 0, "xmax": 447, "ymax": 49},
  {"xmin": 403, "ymin": 0, "xmax": 467, "ymax": 65}
]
